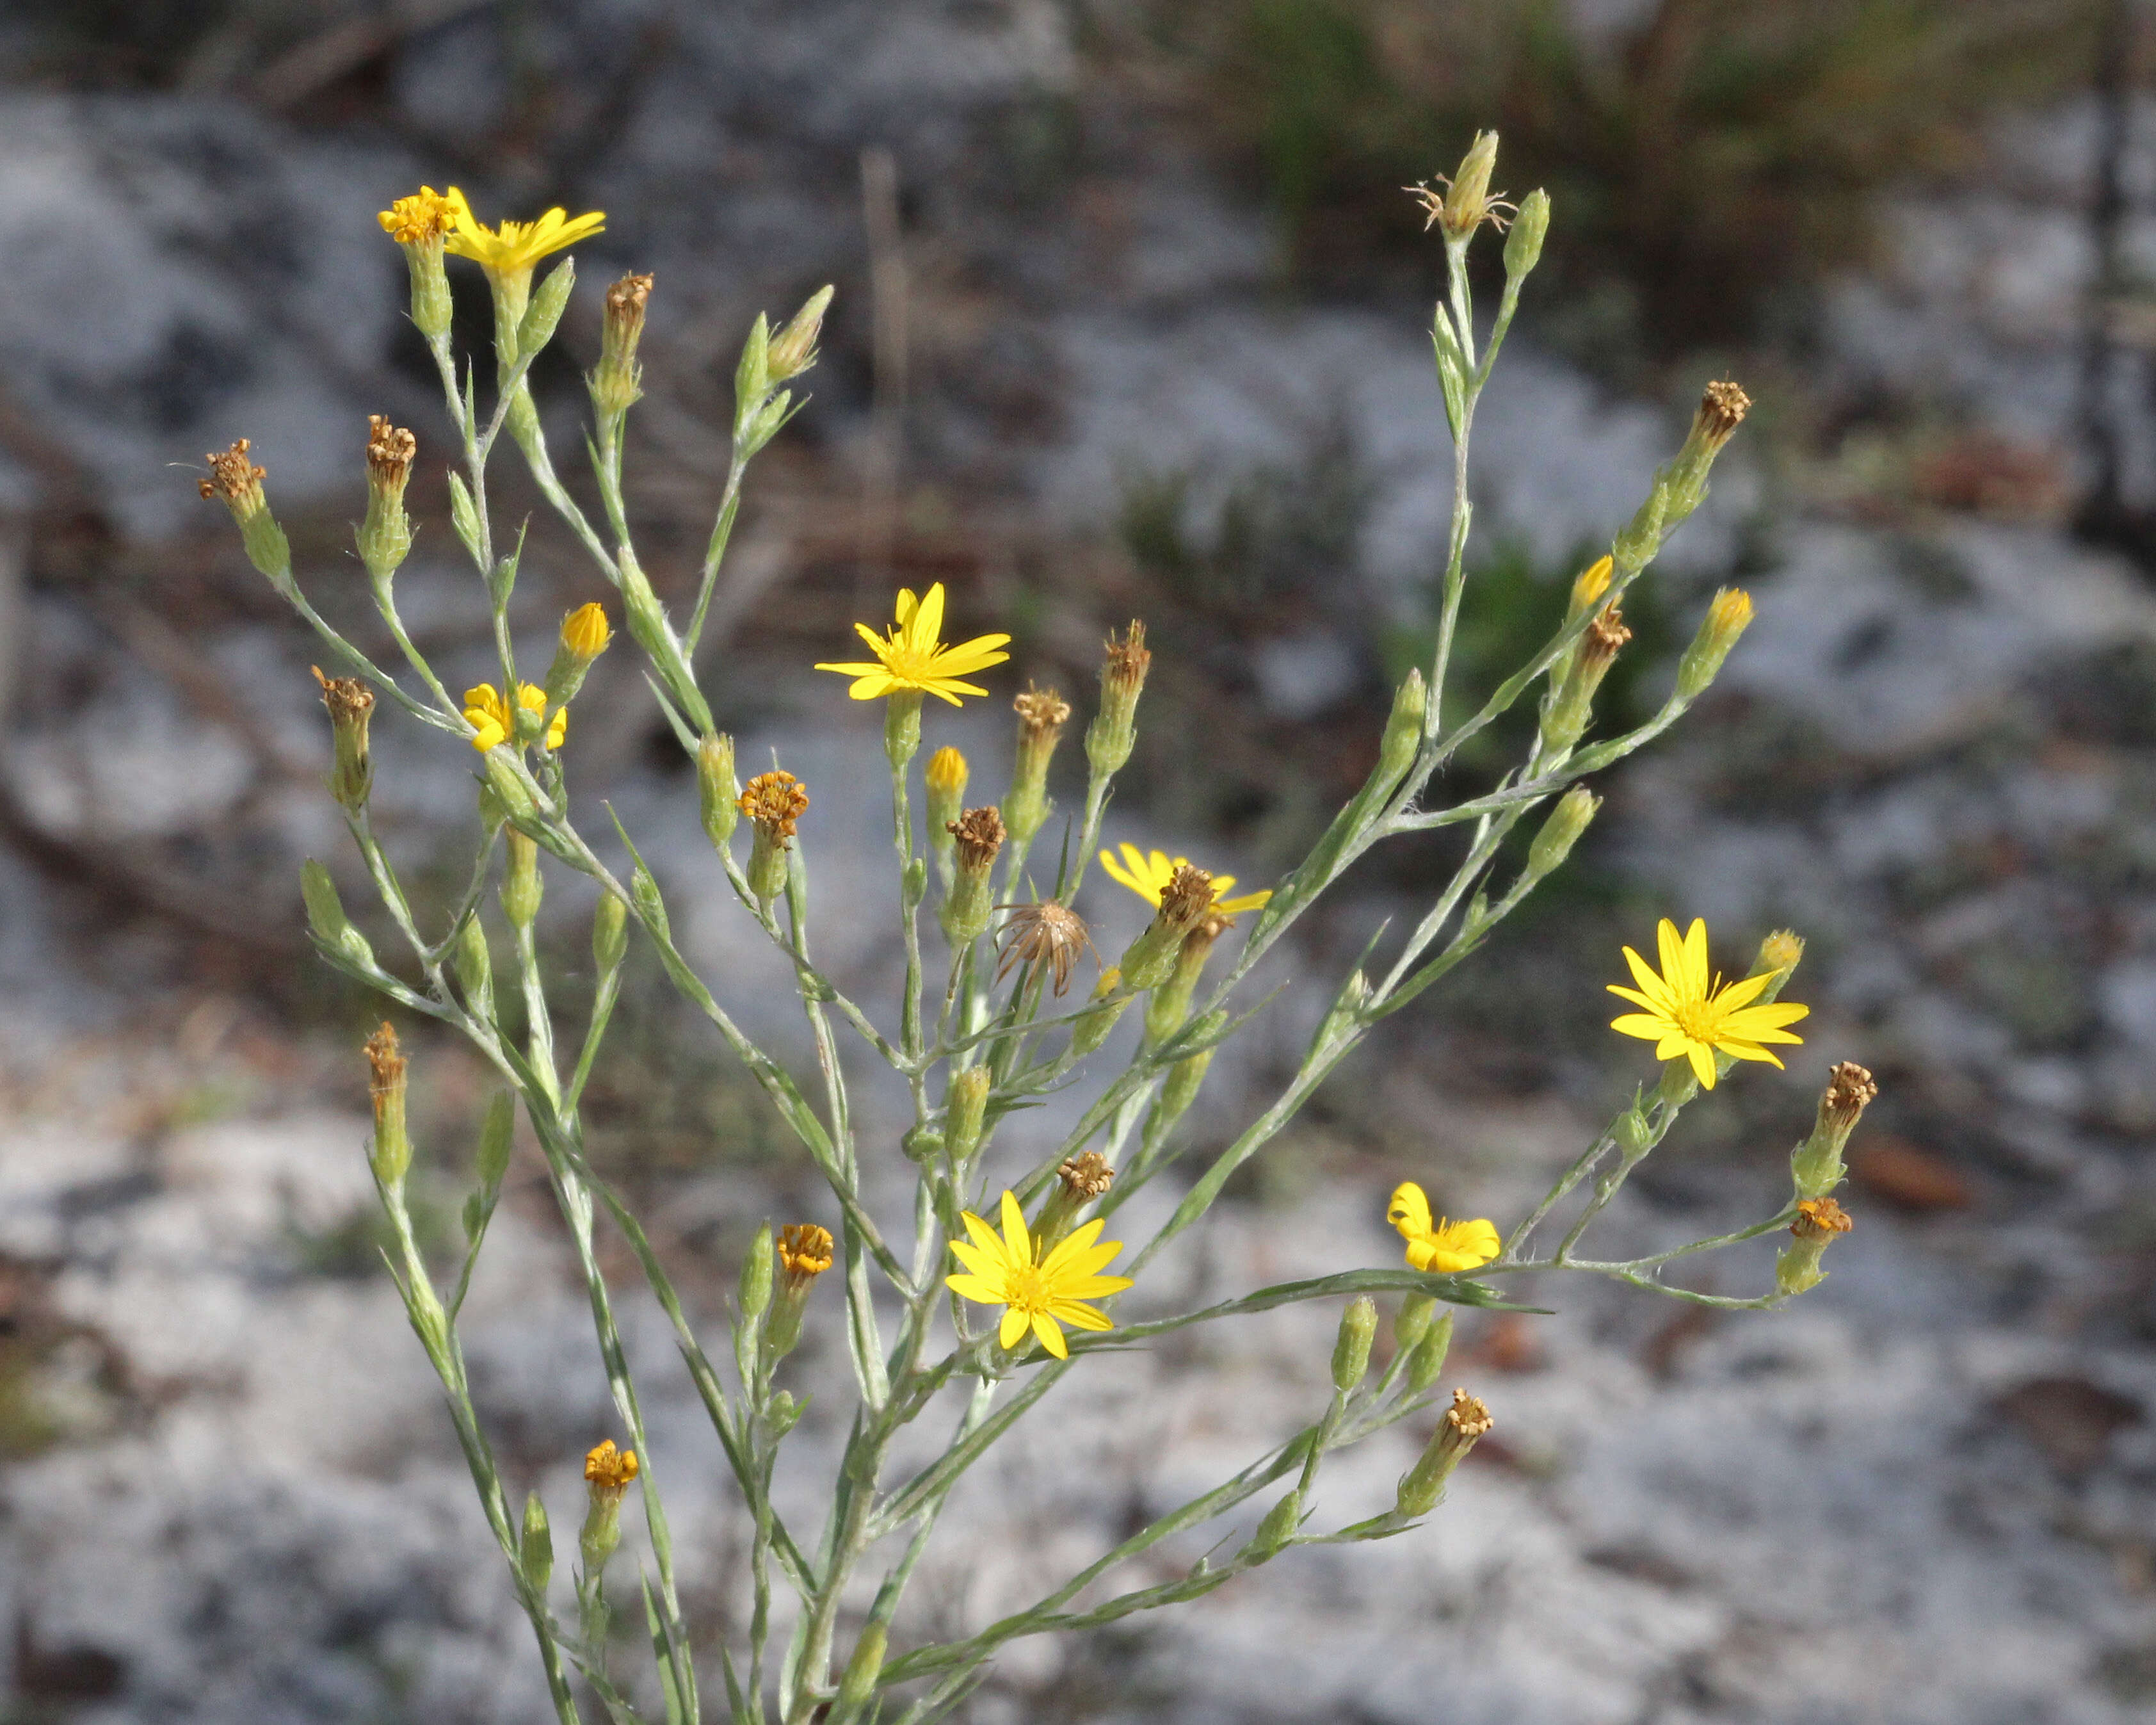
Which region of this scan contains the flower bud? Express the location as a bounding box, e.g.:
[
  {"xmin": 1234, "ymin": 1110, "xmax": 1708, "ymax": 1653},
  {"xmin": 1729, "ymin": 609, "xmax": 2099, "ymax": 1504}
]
[
  {"xmin": 1675, "ymin": 587, "xmax": 1754, "ymax": 701},
  {"xmin": 1144, "ymin": 914, "xmax": 1229, "ymax": 1046},
  {"xmin": 364, "ymin": 1022, "xmax": 411, "ymax": 1190},
  {"xmin": 1524, "ymin": 787, "xmax": 1598, "ymax": 881},
  {"xmin": 1611, "ymin": 476, "xmax": 1668, "ymax": 576},
  {"xmin": 1404, "ymin": 1310, "xmax": 1455, "ymax": 1395},
  {"xmin": 943, "ymin": 1066, "xmax": 992, "ymax": 1167},
  {"xmin": 740, "ymin": 770, "xmax": 808, "ymax": 905},
  {"xmin": 312, "ymin": 667, "xmax": 375, "ymax": 811},
  {"xmin": 698, "ymin": 734, "xmax": 739, "ymax": 852},
  {"xmin": 477, "ymin": 1089, "xmax": 515, "ymax": 1190},
  {"xmin": 516, "ymin": 258, "xmax": 576, "ymax": 362},
  {"xmin": 1374, "ymin": 668, "xmax": 1427, "ymax": 788},
  {"xmin": 198, "ymin": 439, "xmax": 291, "ymax": 587},
  {"xmin": 520, "ymin": 1490, "xmax": 554, "ymax": 1596},
  {"xmin": 1417, "ymin": 131, "xmax": 1503, "ymax": 241},
  {"xmin": 453, "ymin": 911, "xmax": 494, "ymax": 1021},
  {"xmin": 739, "ymin": 1224, "xmax": 775, "ymax": 1324},
  {"xmin": 501, "ymin": 829, "xmax": 543, "ymax": 930},
  {"xmin": 543, "ymin": 603, "xmax": 613, "ymax": 708},
  {"xmin": 591, "ymin": 271, "xmax": 652, "ymax": 420},
  {"xmin": 378, "ymin": 187, "xmax": 456, "ymax": 339},
  {"xmin": 593, "ymin": 889, "xmax": 628, "ymax": 974},
  {"xmin": 1566, "ymin": 555, "xmax": 1614, "ymax": 622},
  {"xmin": 1145, "ymin": 1016, "xmax": 1222, "ymax": 1142},
  {"xmin": 1308, "ymin": 969, "xmax": 1369, "ymax": 1060},
  {"xmin": 1247, "ymin": 1489, "xmax": 1302, "ymax": 1558},
  {"xmin": 768, "ymin": 284, "xmax": 834, "ymax": 384},
  {"xmin": 1792, "ymin": 1064, "xmax": 1877, "ymax": 1199},
  {"xmin": 1775, "ymin": 1197, "xmax": 1852, "ymax": 1297},
  {"xmin": 1754, "ymin": 928, "xmax": 1804, "ymax": 984},
  {"xmin": 733, "ymin": 314, "xmax": 771, "ymax": 421},
  {"xmin": 358, "ymin": 416, "xmax": 416, "ymax": 583},
  {"xmin": 1394, "ymin": 1292, "xmax": 1438, "ymax": 1356},
  {"xmin": 446, "ymin": 469, "xmax": 484, "ymax": 567},
  {"xmin": 1006, "ymin": 684, "xmax": 1072, "ymax": 846},
  {"xmin": 1070, "ymin": 969, "xmax": 1132, "ymax": 1057},
  {"xmin": 1395, "ymin": 1387, "xmax": 1492, "ymax": 1516},
  {"xmin": 831, "ymin": 1621, "xmax": 885, "ymax": 1724},
  {"xmin": 1331, "ymin": 1295, "xmax": 1378, "ymax": 1393},
  {"xmin": 925, "ymin": 747, "xmax": 969, "ymax": 886},
  {"xmin": 1503, "ymin": 186, "xmax": 1549, "ymax": 278},
  {"xmin": 1084, "ymin": 622, "xmax": 1150, "ymax": 779},
  {"xmin": 302, "ymin": 859, "xmax": 376, "ymax": 969}
]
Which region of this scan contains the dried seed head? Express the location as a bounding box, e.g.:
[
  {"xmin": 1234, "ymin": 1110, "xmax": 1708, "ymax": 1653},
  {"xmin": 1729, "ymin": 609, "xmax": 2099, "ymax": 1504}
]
[
  {"xmin": 199, "ymin": 438, "xmax": 267, "ymax": 515},
  {"xmin": 1102, "ymin": 622, "xmax": 1150, "ymax": 699},
  {"xmin": 583, "ymin": 1439, "xmax": 640, "ymax": 1498},
  {"xmin": 1822, "ymin": 1063, "xmax": 1878, "ymax": 1131},
  {"xmin": 995, "ymin": 900, "xmax": 1095, "ymax": 995},
  {"xmin": 777, "ymin": 1222, "xmax": 835, "ymax": 1286},
  {"xmin": 606, "ymin": 271, "xmax": 654, "ymax": 331},
  {"xmin": 1058, "ymin": 1151, "xmax": 1114, "ymax": 1201},
  {"xmin": 739, "ymin": 770, "xmax": 809, "ymax": 843},
  {"xmin": 1695, "ymin": 380, "xmax": 1751, "ymax": 449},
  {"xmin": 947, "ymin": 806, "xmax": 1006, "ymax": 875},
  {"xmin": 314, "ymin": 666, "xmax": 374, "ymax": 728},
  {"xmin": 1791, "ymin": 1197, "xmax": 1853, "ymax": 1241},
  {"xmin": 366, "ymin": 415, "xmax": 416, "ymax": 491},
  {"xmin": 1444, "ymin": 1386, "xmax": 1494, "ymax": 1439},
  {"xmin": 1014, "ymin": 683, "xmax": 1072, "ymax": 739},
  {"xmin": 364, "ymin": 1021, "xmax": 405, "ymax": 1102},
  {"xmin": 1158, "ymin": 864, "xmax": 1216, "ymax": 934},
  {"xmin": 1579, "ymin": 608, "xmax": 1632, "ymax": 673}
]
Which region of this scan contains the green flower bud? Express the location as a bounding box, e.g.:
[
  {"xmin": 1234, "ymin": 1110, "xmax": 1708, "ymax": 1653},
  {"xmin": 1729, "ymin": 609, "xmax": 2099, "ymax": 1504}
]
[
  {"xmin": 301, "ymin": 859, "xmax": 376, "ymax": 970},
  {"xmin": 1405, "ymin": 1311, "xmax": 1455, "ymax": 1395},
  {"xmin": 739, "ymin": 1224, "xmax": 775, "ymax": 1324},
  {"xmin": 518, "ymin": 259, "xmax": 575, "ymax": 360},
  {"xmin": 477, "ymin": 1090, "xmax": 515, "ymax": 1190},
  {"xmin": 593, "ymin": 891, "xmax": 628, "ymax": 974},
  {"xmin": 1611, "ymin": 476, "xmax": 1668, "ymax": 576},
  {"xmin": 1332, "ymin": 1295, "xmax": 1378, "ymax": 1393},
  {"xmin": 1248, "ymin": 1489, "xmax": 1302, "ymax": 1558},
  {"xmin": 831, "ymin": 1622, "xmax": 885, "ymax": 1724},
  {"xmin": 944, "ymin": 1066, "xmax": 992, "ymax": 1166},
  {"xmin": 698, "ymin": 734, "xmax": 739, "ymax": 852},
  {"xmin": 734, "ymin": 314, "xmax": 772, "ymax": 426},
  {"xmin": 630, "ymin": 859, "xmax": 668, "ymax": 939},
  {"xmin": 501, "ymin": 829, "xmax": 542, "ymax": 930},
  {"xmin": 1070, "ymin": 971, "xmax": 1131, "ymax": 1057},
  {"xmin": 768, "ymin": 286, "xmax": 834, "ymax": 385},
  {"xmin": 1144, "ymin": 916, "xmax": 1228, "ymax": 1048},
  {"xmin": 446, "ymin": 469, "xmax": 484, "ymax": 567},
  {"xmin": 1504, "ymin": 187, "xmax": 1550, "ymax": 279},
  {"xmin": 1376, "ymin": 668, "xmax": 1426, "ymax": 786},
  {"xmin": 520, "ymin": 1491, "xmax": 554, "ymax": 1595},
  {"xmin": 1394, "ymin": 1292, "xmax": 1437, "ymax": 1356},
  {"xmin": 1525, "ymin": 787, "xmax": 1599, "ymax": 881},
  {"xmin": 1146, "ymin": 1017, "xmax": 1223, "ymax": 1142},
  {"xmin": 453, "ymin": 912, "xmax": 494, "ymax": 1020},
  {"xmin": 1676, "ymin": 588, "xmax": 1755, "ymax": 701}
]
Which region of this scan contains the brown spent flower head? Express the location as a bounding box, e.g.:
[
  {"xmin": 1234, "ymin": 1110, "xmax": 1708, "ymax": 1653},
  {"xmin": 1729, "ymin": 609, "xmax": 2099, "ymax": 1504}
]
[
  {"xmin": 1444, "ymin": 1386, "xmax": 1494, "ymax": 1439},
  {"xmin": 1792, "ymin": 1197, "xmax": 1853, "ymax": 1241},
  {"xmin": 606, "ymin": 271, "xmax": 654, "ymax": 333},
  {"xmin": 1157, "ymin": 864, "xmax": 1217, "ymax": 935},
  {"xmin": 199, "ymin": 439, "xmax": 267, "ymax": 514},
  {"xmin": 777, "ymin": 1223, "xmax": 835, "ymax": 1288},
  {"xmin": 364, "ymin": 1022, "xmax": 405, "ymax": 1104},
  {"xmin": 366, "ymin": 415, "xmax": 416, "ymax": 490},
  {"xmin": 1580, "ymin": 608, "xmax": 1632, "ymax": 672},
  {"xmin": 1014, "ymin": 683, "xmax": 1072, "ymax": 739},
  {"xmin": 314, "ymin": 666, "xmax": 374, "ymax": 727},
  {"xmin": 948, "ymin": 807, "xmax": 1006, "ymax": 875},
  {"xmin": 1102, "ymin": 622, "xmax": 1150, "ymax": 697},
  {"xmin": 739, "ymin": 771, "xmax": 809, "ymax": 843},
  {"xmin": 584, "ymin": 1439, "xmax": 640, "ymax": 1497},
  {"xmin": 1822, "ymin": 1063, "xmax": 1878, "ymax": 1130},
  {"xmin": 1058, "ymin": 1151, "xmax": 1114, "ymax": 1201},
  {"xmin": 995, "ymin": 900, "xmax": 1095, "ymax": 996},
  {"xmin": 1696, "ymin": 380, "xmax": 1751, "ymax": 449}
]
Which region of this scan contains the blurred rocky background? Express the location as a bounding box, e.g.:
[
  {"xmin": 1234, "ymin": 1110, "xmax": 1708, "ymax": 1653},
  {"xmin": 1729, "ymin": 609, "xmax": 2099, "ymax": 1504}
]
[{"xmin": 6, "ymin": 0, "xmax": 2156, "ymax": 1720}]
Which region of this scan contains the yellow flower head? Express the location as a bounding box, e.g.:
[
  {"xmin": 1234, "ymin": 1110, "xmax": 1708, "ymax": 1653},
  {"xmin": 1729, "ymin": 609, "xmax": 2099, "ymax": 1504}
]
[
  {"xmin": 1607, "ymin": 916, "xmax": 1809, "ymax": 1089},
  {"xmin": 926, "ymin": 745, "xmax": 969, "ymax": 797},
  {"xmin": 442, "ymin": 186, "xmax": 605, "ymax": 280},
  {"xmin": 1099, "ymin": 843, "xmax": 1272, "ymax": 918},
  {"xmin": 815, "ymin": 584, "xmax": 1011, "ymax": 706},
  {"xmin": 378, "ymin": 186, "xmax": 456, "ymax": 246},
  {"xmin": 561, "ymin": 602, "xmax": 612, "ymax": 661},
  {"xmin": 583, "ymin": 1438, "xmax": 639, "ymax": 1496},
  {"xmin": 946, "ymin": 1190, "xmax": 1133, "ymax": 1359},
  {"xmin": 463, "ymin": 682, "xmax": 567, "ymax": 752},
  {"xmin": 1386, "ymin": 1181, "xmax": 1500, "ymax": 1273}
]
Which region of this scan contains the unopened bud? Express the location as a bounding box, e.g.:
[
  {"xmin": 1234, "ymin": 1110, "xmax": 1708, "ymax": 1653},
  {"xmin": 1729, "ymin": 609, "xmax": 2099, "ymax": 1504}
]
[
  {"xmin": 520, "ymin": 1491, "xmax": 554, "ymax": 1596},
  {"xmin": 591, "ymin": 271, "xmax": 652, "ymax": 419},
  {"xmin": 1145, "ymin": 1017, "xmax": 1221, "ymax": 1141},
  {"xmin": 1070, "ymin": 969, "xmax": 1132, "ymax": 1057},
  {"xmin": 1248, "ymin": 1489, "xmax": 1302, "ymax": 1558},
  {"xmin": 768, "ymin": 284, "xmax": 834, "ymax": 384},
  {"xmin": 1332, "ymin": 1296, "xmax": 1378, "ymax": 1393},
  {"xmin": 1611, "ymin": 477, "xmax": 1668, "ymax": 576},
  {"xmin": 925, "ymin": 747, "xmax": 969, "ymax": 886},
  {"xmin": 1775, "ymin": 1196, "xmax": 1852, "ymax": 1297},
  {"xmin": 1675, "ymin": 587, "xmax": 1754, "ymax": 701},
  {"xmin": 1394, "ymin": 1292, "xmax": 1437, "ymax": 1356},
  {"xmin": 1144, "ymin": 913, "xmax": 1229, "ymax": 1046},
  {"xmin": 1309, "ymin": 969, "xmax": 1369, "ymax": 1060},
  {"xmin": 1525, "ymin": 787, "xmax": 1598, "ymax": 880},
  {"xmin": 501, "ymin": 829, "xmax": 542, "ymax": 930},
  {"xmin": 1792, "ymin": 1064, "xmax": 1877, "ymax": 1199},
  {"xmin": 698, "ymin": 734, "xmax": 740, "ymax": 852},
  {"xmin": 364, "ymin": 1022, "xmax": 411, "ymax": 1190},
  {"xmin": 1754, "ymin": 928, "xmax": 1804, "ymax": 983},
  {"xmin": 543, "ymin": 603, "xmax": 613, "ymax": 708},
  {"xmin": 1503, "ymin": 186, "xmax": 1549, "ymax": 278},
  {"xmin": 1404, "ymin": 1310, "xmax": 1455, "ymax": 1395},
  {"xmin": 453, "ymin": 911, "xmax": 494, "ymax": 1021},
  {"xmin": 832, "ymin": 1621, "xmax": 885, "ymax": 1724},
  {"xmin": 1375, "ymin": 669, "xmax": 1426, "ymax": 790},
  {"xmin": 1395, "ymin": 1386, "xmax": 1492, "ymax": 1516},
  {"xmin": 1084, "ymin": 622, "xmax": 1150, "ymax": 779},
  {"xmin": 593, "ymin": 890, "xmax": 628, "ymax": 973},
  {"xmin": 517, "ymin": 258, "xmax": 575, "ymax": 362},
  {"xmin": 302, "ymin": 859, "xmax": 375, "ymax": 969},
  {"xmin": 312, "ymin": 667, "xmax": 375, "ymax": 811},
  {"xmin": 739, "ymin": 1224, "xmax": 775, "ymax": 1324},
  {"xmin": 943, "ymin": 1066, "xmax": 992, "ymax": 1166},
  {"xmin": 477, "ymin": 1089, "xmax": 515, "ymax": 1190}
]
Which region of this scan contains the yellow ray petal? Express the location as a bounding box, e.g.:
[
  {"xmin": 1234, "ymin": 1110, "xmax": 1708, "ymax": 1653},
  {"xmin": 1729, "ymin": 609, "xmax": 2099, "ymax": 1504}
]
[
  {"xmin": 1611, "ymin": 1012, "xmax": 1677, "ymax": 1041},
  {"xmin": 1687, "ymin": 1042, "xmax": 1719, "ymax": 1088},
  {"xmin": 1031, "ymin": 1311, "xmax": 1069, "ymax": 1358},
  {"xmin": 1679, "ymin": 918, "xmax": 1711, "ymax": 998},
  {"xmin": 945, "ymin": 1274, "xmax": 999, "ymax": 1302},
  {"xmin": 999, "ymin": 1307, "xmax": 1032, "ymax": 1349},
  {"xmin": 1623, "ymin": 945, "xmax": 1678, "ymax": 1009},
  {"xmin": 999, "ymin": 1190, "xmax": 1033, "ymax": 1265},
  {"xmin": 1050, "ymin": 1299, "xmax": 1115, "ymax": 1331}
]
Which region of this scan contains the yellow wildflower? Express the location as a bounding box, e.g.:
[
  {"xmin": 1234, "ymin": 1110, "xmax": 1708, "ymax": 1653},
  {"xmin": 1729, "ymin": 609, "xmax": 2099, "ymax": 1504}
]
[
  {"xmin": 815, "ymin": 583, "xmax": 1011, "ymax": 706},
  {"xmin": 583, "ymin": 1439, "xmax": 639, "ymax": 1498},
  {"xmin": 1099, "ymin": 843, "xmax": 1272, "ymax": 917},
  {"xmin": 946, "ymin": 1190, "xmax": 1133, "ymax": 1359},
  {"xmin": 1607, "ymin": 916, "xmax": 1809, "ymax": 1089},
  {"xmin": 1386, "ymin": 1182, "xmax": 1500, "ymax": 1273},
  {"xmin": 442, "ymin": 186, "xmax": 605, "ymax": 280},
  {"xmin": 463, "ymin": 682, "xmax": 567, "ymax": 752},
  {"xmin": 377, "ymin": 186, "xmax": 456, "ymax": 245}
]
